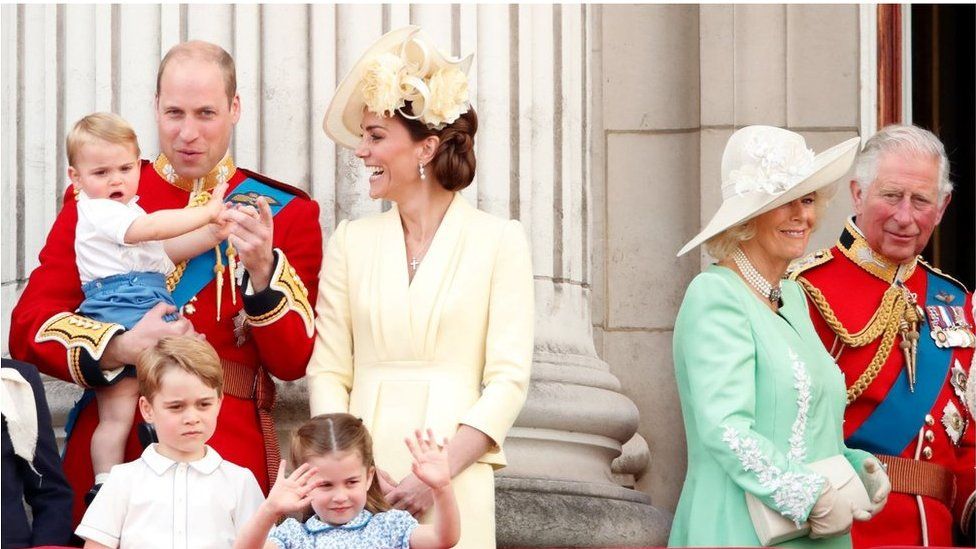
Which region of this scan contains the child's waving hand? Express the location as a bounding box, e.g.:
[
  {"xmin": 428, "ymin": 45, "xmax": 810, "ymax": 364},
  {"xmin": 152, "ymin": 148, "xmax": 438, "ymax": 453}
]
[
  {"xmin": 265, "ymin": 461, "xmax": 321, "ymax": 516},
  {"xmin": 406, "ymin": 428, "xmax": 451, "ymax": 491}
]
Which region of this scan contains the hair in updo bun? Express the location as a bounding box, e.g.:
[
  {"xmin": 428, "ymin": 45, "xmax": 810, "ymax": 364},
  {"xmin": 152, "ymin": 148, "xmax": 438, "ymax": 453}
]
[{"xmin": 397, "ymin": 104, "xmax": 478, "ymax": 192}]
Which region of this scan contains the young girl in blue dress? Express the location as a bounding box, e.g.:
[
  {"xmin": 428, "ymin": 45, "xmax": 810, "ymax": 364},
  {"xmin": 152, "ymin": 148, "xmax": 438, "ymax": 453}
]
[{"xmin": 234, "ymin": 413, "xmax": 460, "ymax": 549}]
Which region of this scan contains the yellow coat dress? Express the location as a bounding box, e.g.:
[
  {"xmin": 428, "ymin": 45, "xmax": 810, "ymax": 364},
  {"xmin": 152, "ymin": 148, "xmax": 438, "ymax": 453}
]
[{"xmin": 307, "ymin": 193, "xmax": 534, "ymax": 548}]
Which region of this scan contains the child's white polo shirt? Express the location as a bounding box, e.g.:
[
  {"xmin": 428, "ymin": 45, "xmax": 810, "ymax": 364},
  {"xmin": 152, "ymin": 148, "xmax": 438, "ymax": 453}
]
[
  {"xmin": 75, "ymin": 192, "xmax": 175, "ymax": 284},
  {"xmin": 76, "ymin": 444, "xmax": 264, "ymax": 549}
]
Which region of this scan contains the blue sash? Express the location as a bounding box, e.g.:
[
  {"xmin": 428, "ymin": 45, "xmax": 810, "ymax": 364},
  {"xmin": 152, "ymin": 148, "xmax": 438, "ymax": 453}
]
[
  {"xmin": 171, "ymin": 178, "xmax": 296, "ymax": 307},
  {"xmin": 845, "ymin": 271, "xmax": 962, "ymax": 454},
  {"xmin": 64, "ymin": 178, "xmax": 297, "ymax": 443}
]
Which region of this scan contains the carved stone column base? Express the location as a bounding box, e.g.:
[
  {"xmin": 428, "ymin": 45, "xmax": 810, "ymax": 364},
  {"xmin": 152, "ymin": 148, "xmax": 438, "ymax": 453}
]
[{"xmin": 496, "ymin": 477, "xmax": 672, "ymax": 547}]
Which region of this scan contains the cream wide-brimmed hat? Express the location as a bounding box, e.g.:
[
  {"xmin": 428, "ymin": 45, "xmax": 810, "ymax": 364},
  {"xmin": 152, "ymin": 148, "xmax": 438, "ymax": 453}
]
[
  {"xmin": 323, "ymin": 25, "xmax": 474, "ymax": 150},
  {"xmin": 676, "ymin": 126, "xmax": 860, "ymax": 257}
]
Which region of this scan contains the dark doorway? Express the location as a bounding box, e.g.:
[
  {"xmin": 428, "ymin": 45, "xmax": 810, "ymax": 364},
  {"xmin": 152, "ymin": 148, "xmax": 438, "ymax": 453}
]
[{"xmin": 912, "ymin": 4, "xmax": 975, "ymax": 289}]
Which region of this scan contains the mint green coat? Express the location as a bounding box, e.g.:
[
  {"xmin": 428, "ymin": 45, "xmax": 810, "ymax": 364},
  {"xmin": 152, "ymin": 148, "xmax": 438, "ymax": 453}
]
[{"xmin": 668, "ymin": 265, "xmax": 873, "ymax": 548}]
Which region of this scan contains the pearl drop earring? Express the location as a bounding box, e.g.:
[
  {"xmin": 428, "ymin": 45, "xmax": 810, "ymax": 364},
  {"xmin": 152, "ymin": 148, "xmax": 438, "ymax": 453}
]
[{"xmin": 419, "ymin": 162, "xmax": 426, "ymax": 180}]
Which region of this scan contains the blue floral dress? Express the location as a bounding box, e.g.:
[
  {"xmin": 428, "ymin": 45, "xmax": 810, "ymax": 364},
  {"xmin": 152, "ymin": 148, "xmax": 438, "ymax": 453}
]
[{"xmin": 268, "ymin": 509, "xmax": 418, "ymax": 549}]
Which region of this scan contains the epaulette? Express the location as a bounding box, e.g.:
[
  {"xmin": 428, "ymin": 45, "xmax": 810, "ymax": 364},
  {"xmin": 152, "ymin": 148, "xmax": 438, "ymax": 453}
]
[
  {"xmin": 918, "ymin": 257, "xmax": 970, "ymax": 293},
  {"xmin": 787, "ymin": 248, "xmax": 833, "ymax": 281},
  {"xmin": 238, "ymin": 168, "xmax": 311, "ymax": 200}
]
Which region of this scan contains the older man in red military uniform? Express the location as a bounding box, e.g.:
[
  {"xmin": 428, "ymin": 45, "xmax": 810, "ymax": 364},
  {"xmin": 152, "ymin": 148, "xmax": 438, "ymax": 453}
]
[
  {"xmin": 792, "ymin": 124, "xmax": 974, "ymax": 547},
  {"xmin": 9, "ymin": 41, "xmax": 322, "ymax": 525}
]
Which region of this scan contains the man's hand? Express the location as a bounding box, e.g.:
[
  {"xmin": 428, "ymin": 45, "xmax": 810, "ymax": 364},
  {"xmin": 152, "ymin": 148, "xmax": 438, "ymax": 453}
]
[
  {"xmin": 225, "ymin": 197, "xmax": 275, "ymax": 292},
  {"xmin": 100, "ymin": 303, "xmax": 199, "ymax": 369}
]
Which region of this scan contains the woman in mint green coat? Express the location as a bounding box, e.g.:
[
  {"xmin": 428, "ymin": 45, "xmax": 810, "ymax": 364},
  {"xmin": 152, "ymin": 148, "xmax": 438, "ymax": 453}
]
[{"xmin": 669, "ymin": 126, "xmax": 890, "ymax": 547}]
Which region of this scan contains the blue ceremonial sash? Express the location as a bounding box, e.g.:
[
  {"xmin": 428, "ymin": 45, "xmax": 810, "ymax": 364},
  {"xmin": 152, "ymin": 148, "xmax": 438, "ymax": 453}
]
[
  {"xmin": 845, "ymin": 271, "xmax": 962, "ymax": 455},
  {"xmin": 64, "ymin": 178, "xmax": 297, "ymax": 445},
  {"xmin": 171, "ymin": 178, "xmax": 296, "ymax": 307}
]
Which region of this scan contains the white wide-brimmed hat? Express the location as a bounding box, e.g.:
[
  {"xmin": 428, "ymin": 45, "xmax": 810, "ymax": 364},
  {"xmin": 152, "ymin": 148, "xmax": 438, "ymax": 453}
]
[
  {"xmin": 323, "ymin": 25, "xmax": 474, "ymax": 150},
  {"xmin": 676, "ymin": 126, "xmax": 860, "ymax": 257}
]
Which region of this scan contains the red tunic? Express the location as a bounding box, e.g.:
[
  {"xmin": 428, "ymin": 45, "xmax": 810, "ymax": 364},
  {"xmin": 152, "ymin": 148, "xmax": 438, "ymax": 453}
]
[
  {"xmin": 8, "ymin": 157, "xmax": 322, "ymax": 525},
  {"xmin": 793, "ymin": 221, "xmax": 975, "ymax": 547}
]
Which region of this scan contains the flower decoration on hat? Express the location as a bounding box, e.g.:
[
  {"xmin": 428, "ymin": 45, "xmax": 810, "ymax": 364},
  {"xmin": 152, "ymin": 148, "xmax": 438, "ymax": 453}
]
[
  {"xmin": 727, "ymin": 134, "xmax": 816, "ymax": 197},
  {"xmin": 360, "ymin": 37, "xmax": 471, "ymax": 130}
]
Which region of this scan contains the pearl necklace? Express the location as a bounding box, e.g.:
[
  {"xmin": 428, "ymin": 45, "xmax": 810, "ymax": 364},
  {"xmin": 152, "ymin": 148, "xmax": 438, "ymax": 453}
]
[{"xmin": 731, "ymin": 248, "xmax": 782, "ymax": 304}]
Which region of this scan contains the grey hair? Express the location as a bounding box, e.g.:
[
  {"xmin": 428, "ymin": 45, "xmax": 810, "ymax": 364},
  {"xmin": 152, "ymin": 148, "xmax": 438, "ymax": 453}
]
[{"xmin": 853, "ymin": 124, "xmax": 953, "ymax": 204}]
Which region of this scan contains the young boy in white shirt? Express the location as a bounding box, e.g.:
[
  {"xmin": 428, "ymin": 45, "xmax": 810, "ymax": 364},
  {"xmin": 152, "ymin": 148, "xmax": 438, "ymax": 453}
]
[
  {"xmin": 75, "ymin": 336, "xmax": 264, "ymax": 549},
  {"xmin": 63, "ymin": 112, "xmax": 231, "ymax": 502}
]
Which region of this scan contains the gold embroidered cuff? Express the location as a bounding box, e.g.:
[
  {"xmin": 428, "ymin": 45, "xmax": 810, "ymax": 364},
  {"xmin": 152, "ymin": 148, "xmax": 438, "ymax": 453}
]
[
  {"xmin": 244, "ymin": 249, "xmax": 314, "ymax": 336},
  {"xmin": 36, "ymin": 313, "xmax": 125, "ymax": 387}
]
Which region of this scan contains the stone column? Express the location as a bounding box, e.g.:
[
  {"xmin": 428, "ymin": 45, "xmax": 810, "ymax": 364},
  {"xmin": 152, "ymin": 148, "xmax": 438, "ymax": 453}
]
[{"xmin": 490, "ymin": 5, "xmax": 669, "ymax": 547}]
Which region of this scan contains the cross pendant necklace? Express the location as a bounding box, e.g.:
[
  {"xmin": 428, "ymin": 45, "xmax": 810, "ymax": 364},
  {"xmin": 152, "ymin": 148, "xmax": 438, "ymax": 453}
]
[{"xmin": 409, "ymin": 232, "xmax": 436, "ymax": 273}]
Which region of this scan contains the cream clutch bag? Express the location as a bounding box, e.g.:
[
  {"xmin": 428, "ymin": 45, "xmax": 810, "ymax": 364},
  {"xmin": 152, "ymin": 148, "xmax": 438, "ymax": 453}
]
[{"xmin": 745, "ymin": 455, "xmax": 871, "ymax": 546}]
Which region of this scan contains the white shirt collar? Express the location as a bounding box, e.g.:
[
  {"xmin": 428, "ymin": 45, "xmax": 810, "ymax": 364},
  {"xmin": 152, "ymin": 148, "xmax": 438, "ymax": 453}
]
[{"xmin": 141, "ymin": 444, "xmax": 223, "ymax": 476}]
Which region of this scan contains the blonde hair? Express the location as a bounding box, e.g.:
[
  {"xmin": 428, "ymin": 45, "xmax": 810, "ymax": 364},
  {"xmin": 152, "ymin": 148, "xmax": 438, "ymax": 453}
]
[
  {"xmin": 157, "ymin": 40, "xmax": 237, "ymax": 106},
  {"xmin": 136, "ymin": 337, "xmax": 224, "ymax": 401},
  {"xmin": 704, "ymin": 190, "xmax": 831, "ymax": 260},
  {"xmin": 289, "ymin": 414, "xmax": 390, "ymax": 519},
  {"xmin": 66, "ymin": 112, "xmax": 140, "ymax": 167}
]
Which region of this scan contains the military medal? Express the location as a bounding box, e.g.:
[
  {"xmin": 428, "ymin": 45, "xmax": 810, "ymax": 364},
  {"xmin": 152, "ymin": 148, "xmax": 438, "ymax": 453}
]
[
  {"xmin": 927, "ymin": 305, "xmax": 951, "ymax": 348},
  {"xmin": 233, "ymin": 309, "xmax": 249, "ymax": 347},
  {"xmin": 950, "ymin": 306, "xmax": 975, "ymax": 347},
  {"xmin": 950, "ymin": 359, "xmax": 969, "ymax": 408},
  {"xmin": 941, "ymin": 400, "xmax": 968, "ymax": 446}
]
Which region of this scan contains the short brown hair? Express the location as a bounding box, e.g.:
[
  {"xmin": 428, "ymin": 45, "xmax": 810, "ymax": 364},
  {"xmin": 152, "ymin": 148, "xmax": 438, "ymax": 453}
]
[
  {"xmin": 66, "ymin": 112, "xmax": 140, "ymax": 167},
  {"xmin": 289, "ymin": 414, "xmax": 389, "ymax": 517},
  {"xmin": 156, "ymin": 40, "xmax": 237, "ymax": 105},
  {"xmin": 137, "ymin": 337, "xmax": 224, "ymax": 401}
]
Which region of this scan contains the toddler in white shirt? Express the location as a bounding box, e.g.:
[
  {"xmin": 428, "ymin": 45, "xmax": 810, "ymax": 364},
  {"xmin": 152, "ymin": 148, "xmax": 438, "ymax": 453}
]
[
  {"xmin": 75, "ymin": 336, "xmax": 264, "ymax": 549},
  {"xmin": 66, "ymin": 113, "xmax": 231, "ymax": 503}
]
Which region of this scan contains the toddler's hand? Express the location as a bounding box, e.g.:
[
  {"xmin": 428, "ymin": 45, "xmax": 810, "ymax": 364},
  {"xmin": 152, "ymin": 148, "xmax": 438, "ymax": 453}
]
[
  {"xmin": 406, "ymin": 429, "xmax": 451, "ymax": 492},
  {"xmin": 208, "ymin": 211, "xmax": 237, "ymax": 243},
  {"xmin": 264, "ymin": 460, "xmax": 320, "ymax": 516},
  {"xmin": 206, "ymin": 183, "xmax": 230, "ymax": 221}
]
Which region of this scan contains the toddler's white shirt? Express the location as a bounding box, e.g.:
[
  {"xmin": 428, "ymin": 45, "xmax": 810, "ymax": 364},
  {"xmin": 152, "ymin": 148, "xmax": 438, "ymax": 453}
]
[
  {"xmin": 75, "ymin": 444, "xmax": 264, "ymax": 549},
  {"xmin": 75, "ymin": 192, "xmax": 175, "ymax": 284}
]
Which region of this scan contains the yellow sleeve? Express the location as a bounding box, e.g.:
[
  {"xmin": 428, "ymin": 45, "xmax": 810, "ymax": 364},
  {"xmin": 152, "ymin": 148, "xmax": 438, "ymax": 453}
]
[
  {"xmin": 460, "ymin": 219, "xmax": 534, "ymax": 448},
  {"xmin": 307, "ymin": 219, "xmax": 353, "ymax": 416}
]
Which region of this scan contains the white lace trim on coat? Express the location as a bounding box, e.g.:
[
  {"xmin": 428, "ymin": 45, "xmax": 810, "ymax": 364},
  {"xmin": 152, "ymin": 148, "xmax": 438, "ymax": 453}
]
[
  {"xmin": 721, "ymin": 348, "xmax": 823, "ymax": 526},
  {"xmin": 787, "ymin": 350, "xmax": 812, "ymax": 463}
]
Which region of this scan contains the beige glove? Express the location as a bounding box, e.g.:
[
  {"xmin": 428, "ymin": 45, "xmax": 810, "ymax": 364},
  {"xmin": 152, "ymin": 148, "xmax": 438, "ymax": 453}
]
[
  {"xmin": 853, "ymin": 457, "xmax": 891, "ymax": 521},
  {"xmin": 808, "ymin": 481, "xmax": 855, "ymax": 539}
]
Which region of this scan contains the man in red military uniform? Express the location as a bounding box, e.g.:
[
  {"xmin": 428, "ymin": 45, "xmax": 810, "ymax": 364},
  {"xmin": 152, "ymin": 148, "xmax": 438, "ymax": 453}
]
[
  {"xmin": 792, "ymin": 124, "xmax": 974, "ymax": 547},
  {"xmin": 8, "ymin": 41, "xmax": 322, "ymax": 525}
]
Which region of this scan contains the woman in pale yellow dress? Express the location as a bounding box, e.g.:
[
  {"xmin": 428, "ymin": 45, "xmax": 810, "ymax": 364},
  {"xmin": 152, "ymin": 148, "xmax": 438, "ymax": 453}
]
[{"xmin": 307, "ymin": 26, "xmax": 534, "ymax": 548}]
